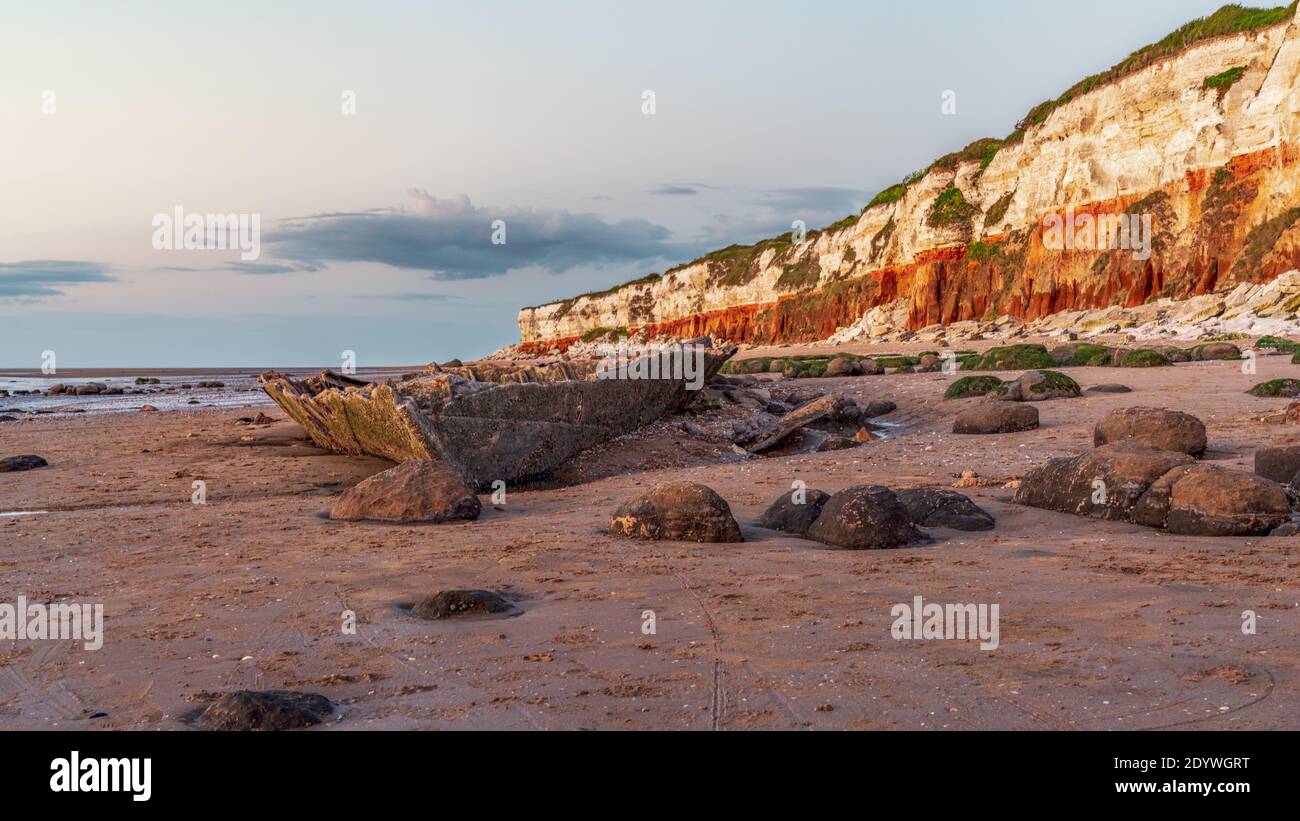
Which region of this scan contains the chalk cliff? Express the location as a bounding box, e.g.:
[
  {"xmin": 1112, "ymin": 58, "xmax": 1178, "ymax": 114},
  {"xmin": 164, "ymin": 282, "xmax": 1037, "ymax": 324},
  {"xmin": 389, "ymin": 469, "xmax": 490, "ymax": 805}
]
[{"xmin": 518, "ymin": 3, "xmax": 1300, "ymax": 351}]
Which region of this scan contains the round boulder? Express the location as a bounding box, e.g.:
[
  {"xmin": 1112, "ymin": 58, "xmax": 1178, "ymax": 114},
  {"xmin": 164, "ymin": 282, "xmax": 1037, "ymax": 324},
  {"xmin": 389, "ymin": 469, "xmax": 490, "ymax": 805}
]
[
  {"xmin": 0, "ymin": 455, "xmax": 48, "ymax": 473},
  {"xmin": 610, "ymin": 482, "xmax": 743, "ymax": 543},
  {"xmin": 824, "ymin": 357, "xmax": 856, "ymax": 377},
  {"xmin": 1093, "ymin": 407, "xmax": 1206, "ymax": 456},
  {"xmin": 805, "ymin": 485, "xmax": 928, "ymax": 550},
  {"xmin": 1254, "ymin": 445, "xmax": 1300, "ymax": 484},
  {"xmin": 1003, "ymin": 370, "xmax": 1081, "ymax": 401},
  {"xmin": 330, "ymin": 460, "xmax": 481, "ymax": 524},
  {"xmin": 758, "ymin": 488, "xmax": 832, "ymax": 537},
  {"xmin": 412, "ymin": 589, "xmax": 515, "ymax": 620},
  {"xmin": 195, "ymin": 691, "xmax": 335, "ymax": 731},
  {"xmin": 952, "ymin": 402, "xmax": 1039, "ymax": 434},
  {"xmin": 1189, "ymin": 342, "xmax": 1242, "ymax": 361},
  {"xmin": 895, "ymin": 488, "xmax": 995, "ymax": 531},
  {"xmin": 1164, "ymin": 466, "xmax": 1289, "ymax": 536}
]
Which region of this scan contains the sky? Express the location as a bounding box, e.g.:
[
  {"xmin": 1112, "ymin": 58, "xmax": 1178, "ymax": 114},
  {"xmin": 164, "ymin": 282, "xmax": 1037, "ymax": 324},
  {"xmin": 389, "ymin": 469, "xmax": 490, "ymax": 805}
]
[{"xmin": 0, "ymin": 0, "xmax": 1244, "ymax": 367}]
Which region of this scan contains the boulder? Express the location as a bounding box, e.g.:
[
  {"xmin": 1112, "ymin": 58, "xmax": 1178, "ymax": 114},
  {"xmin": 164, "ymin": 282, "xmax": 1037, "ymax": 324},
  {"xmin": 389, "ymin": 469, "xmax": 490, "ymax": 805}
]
[
  {"xmin": 758, "ymin": 488, "xmax": 832, "ymax": 536},
  {"xmin": 1085, "ymin": 384, "xmax": 1131, "ymax": 394},
  {"xmin": 330, "ymin": 460, "xmax": 481, "ymax": 523},
  {"xmin": 1189, "ymin": 342, "xmax": 1241, "ymax": 361},
  {"xmin": 1254, "ymin": 445, "xmax": 1300, "ymax": 484},
  {"xmin": 1002, "ymin": 370, "xmax": 1081, "ymax": 401},
  {"xmin": 195, "ymin": 691, "xmax": 335, "ymax": 731},
  {"xmin": 895, "ymin": 488, "xmax": 995, "ymax": 531},
  {"xmin": 0, "ymin": 455, "xmax": 48, "ymax": 473},
  {"xmin": 815, "ymin": 434, "xmax": 861, "ymax": 452},
  {"xmin": 944, "ymin": 375, "xmax": 1005, "ymax": 400},
  {"xmin": 824, "ymin": 357, "xmax": 856, "ymax": 377},
  {"xmin": 1014, "ymin": 442, "xmax": 1194, "ymax": 521},
  {"xmin": 1118, "ymin": 349, "xmax": 1173, "ymax": 368},
  {"xmin": 610, "ymin": 482, "xmax": 743, "ymax": 543},
  {"xmin": 1131, "ymin": 464, "xmax": 1289, "ymax": 535},
  {"xmin": 1248, "ymin": 379, "xmax": 1300, "ymax": 398},
  {"xmin": 973, "ymin": 344, "xmax": 1055, "ymax": 371},
  {"xmin": 858, "ymin": 358, "xmax": 884, "ymax": 376},
  {"xmin": 859, "ymin": 399, "xmax": 896, "ymax": 418},
  {"xmin": 411, "ymin": 589, "xmax": 515, "ymax": 619},
  {"xmin": 952, "ymin": 402, "xmax": 1039, "ymax": 434},
  {"xmin": 1093, "ymin": 407, "xmax": 1207, "ymax": 456},
  {"xmin": 805, "ymin": 485, "xmax": 928, "ymax": 550}
]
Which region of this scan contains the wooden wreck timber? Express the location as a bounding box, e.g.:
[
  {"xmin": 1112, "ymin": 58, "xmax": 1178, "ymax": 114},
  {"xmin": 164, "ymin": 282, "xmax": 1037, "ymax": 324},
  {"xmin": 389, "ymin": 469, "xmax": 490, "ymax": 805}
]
[{"xmin": 259, "ymin": 348, "xmax": 733, "ymax": 488}]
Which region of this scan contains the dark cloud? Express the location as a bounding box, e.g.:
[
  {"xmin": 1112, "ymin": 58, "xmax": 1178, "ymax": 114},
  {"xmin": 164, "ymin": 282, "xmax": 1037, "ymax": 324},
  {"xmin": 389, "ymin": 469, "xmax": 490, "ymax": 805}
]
[
  {"xmin": 262, "ymin": 190, "xmax": 705, "ymax": 280},
  {"xmin": 0, "ymin": 260, "xmax": 115, "ymax": 300},
  {"xmin": 649, "ymin": 182, "xmax": 722, "ymax": 197}
]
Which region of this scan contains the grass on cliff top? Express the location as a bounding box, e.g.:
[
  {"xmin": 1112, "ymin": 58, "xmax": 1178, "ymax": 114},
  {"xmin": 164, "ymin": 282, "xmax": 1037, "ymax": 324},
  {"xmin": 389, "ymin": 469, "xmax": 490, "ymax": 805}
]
[{"xmin": 1007, "ymin": 3, "xmax": 1295, "ymax": 142}]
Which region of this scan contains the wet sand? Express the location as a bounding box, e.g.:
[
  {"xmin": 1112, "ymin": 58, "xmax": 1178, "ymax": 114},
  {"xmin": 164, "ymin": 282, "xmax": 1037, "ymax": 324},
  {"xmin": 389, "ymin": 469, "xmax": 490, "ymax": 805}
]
[{"xmin": 1, "ymin": 349, "xmax": 1297, "ymax": 730}]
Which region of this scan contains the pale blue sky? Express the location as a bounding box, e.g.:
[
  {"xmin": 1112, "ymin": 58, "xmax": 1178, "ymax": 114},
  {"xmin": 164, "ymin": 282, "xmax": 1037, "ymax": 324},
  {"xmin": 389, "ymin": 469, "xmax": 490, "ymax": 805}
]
[{"xmin": 0, "ymin": 0, "xmax": 1240, "ymax": 366}]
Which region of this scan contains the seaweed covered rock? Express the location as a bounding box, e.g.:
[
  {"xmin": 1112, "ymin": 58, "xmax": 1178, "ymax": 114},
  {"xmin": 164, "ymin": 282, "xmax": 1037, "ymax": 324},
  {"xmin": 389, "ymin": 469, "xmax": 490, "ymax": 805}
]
[
  {"xmin": 610, "ymin": 482, "xmax": 743, "ymax": 543},
  {"xmin": 1002, "ymin": 370, "xmax": 1081, "ymax": 401},
  {"xmin": 973, "ymin": 344, "xmax": 1056, "ymax": 371},
  {"xmin": 1248, "ymin": 379, "xmax": 1300, "ymax": 398},
  {"xmin": 1093, "ymin": 407, "xmax": 1207, "ymax": 456},
  {"xmin": 1119, "ymin": 349, "xmax": 1173, "ymax": 368},
  {"xmin": 944, "ymin": 375, "xmax": 1005, "ymax": 400},
  {"xmin": 1050, "ymin": 342, "xmax": 1112, "ymax": 367}
]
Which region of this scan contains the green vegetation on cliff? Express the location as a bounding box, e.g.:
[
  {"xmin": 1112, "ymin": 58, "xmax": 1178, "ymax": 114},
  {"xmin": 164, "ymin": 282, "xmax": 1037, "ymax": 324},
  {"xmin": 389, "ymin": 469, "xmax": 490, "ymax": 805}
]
[{"xmin": 1204, "ymin": 65, "xmax": 1248, "ymax": 96}]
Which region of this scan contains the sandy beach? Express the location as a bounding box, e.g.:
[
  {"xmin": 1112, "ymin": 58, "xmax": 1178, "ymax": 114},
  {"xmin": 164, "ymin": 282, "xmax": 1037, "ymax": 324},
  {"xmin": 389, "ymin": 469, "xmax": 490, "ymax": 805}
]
[{"xmin": 2, "ymin": 344, "xmax": 1296, "ymax": 731}]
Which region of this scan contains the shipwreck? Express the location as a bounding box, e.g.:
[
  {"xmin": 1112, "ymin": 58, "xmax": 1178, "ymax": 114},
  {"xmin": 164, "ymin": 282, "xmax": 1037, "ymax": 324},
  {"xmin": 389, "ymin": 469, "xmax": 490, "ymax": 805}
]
[{"xmin": 259, "ymin": 346, "xmax": 733, "ymax": 488}]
